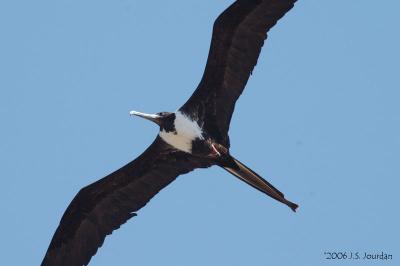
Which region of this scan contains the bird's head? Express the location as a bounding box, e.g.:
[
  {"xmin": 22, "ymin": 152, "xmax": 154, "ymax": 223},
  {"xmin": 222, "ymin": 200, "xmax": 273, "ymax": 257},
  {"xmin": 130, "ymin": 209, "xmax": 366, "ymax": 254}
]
[{"xmin": 129, "ymin": 110, "xmax": 174, "ymax": 129}]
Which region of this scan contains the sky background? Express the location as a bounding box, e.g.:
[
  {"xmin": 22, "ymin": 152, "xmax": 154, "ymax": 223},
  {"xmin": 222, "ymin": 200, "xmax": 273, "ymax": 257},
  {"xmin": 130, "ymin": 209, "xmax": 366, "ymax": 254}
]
[{"xmin": 1, "ymin": 0, "xmax": 399, "ymax": 265}]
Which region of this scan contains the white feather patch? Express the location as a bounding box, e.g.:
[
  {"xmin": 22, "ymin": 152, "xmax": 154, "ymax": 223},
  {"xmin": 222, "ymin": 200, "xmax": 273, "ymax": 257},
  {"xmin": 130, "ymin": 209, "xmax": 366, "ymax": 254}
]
[{"xmin": 159, "ymin": 111, "xmax": 203, "ymax": 153}]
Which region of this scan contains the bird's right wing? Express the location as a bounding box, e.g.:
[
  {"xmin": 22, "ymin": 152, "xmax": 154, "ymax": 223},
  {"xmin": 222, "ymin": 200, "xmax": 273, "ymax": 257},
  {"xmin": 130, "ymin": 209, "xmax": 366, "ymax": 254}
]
[
  {"xmin": 180, "ymin": 0, "xmax": 297, "ymax": 147},
  {"xmin": 41, "ymin": 136, "xmax": 212, "ymax": 266}
]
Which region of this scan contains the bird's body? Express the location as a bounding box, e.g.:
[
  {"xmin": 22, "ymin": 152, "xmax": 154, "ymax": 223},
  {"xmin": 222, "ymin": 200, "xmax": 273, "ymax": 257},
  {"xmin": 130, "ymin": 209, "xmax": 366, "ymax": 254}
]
[{"xmin": 42, "ymin": 1, "xmax": 300, "ymax": 265}]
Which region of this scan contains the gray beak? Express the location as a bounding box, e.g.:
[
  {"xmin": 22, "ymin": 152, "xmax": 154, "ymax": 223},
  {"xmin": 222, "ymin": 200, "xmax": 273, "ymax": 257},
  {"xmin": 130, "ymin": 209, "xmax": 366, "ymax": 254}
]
[{"xmin": 129, "ymin": 110, "xmax": 162, "ymax": 125}]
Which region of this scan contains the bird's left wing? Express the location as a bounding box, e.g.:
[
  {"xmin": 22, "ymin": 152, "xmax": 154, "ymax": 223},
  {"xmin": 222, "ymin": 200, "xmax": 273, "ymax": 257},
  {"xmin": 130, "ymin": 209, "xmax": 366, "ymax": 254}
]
[
  {"xmin": 41, "ymin": 136, "xmax": 212, "ymax": 266},
  {"xmin": 180, "ymin": 0, "xmax": 297, "ymax": 147}
]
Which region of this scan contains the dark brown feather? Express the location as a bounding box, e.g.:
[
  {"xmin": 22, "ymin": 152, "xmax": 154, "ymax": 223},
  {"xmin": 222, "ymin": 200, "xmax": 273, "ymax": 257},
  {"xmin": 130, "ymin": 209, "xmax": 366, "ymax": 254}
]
[
  {"xmin": 180, "ymin": 0, "xmax": 297, "ymax": 147},
  {"xmin": 41, "ymin": 137, "xmax": 213, "ymax": 266},
  {"xmin": 41, "ymin": 1, "xmax": 298, "ymax": 264}
]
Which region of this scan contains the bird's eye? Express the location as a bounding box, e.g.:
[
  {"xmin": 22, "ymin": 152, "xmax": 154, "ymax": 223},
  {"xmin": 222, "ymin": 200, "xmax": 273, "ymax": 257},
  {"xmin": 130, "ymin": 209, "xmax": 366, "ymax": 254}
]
[{"xmin": 157, "ymin": 112, "xmax": 170, "ymax": 116}]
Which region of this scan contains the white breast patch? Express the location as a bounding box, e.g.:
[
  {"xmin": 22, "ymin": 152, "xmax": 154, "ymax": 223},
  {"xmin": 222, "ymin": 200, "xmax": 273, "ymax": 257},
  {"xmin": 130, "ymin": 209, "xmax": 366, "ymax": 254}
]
[{"xmin": 159, "ymin": 111, "xmax": 203, "ymax": 153}]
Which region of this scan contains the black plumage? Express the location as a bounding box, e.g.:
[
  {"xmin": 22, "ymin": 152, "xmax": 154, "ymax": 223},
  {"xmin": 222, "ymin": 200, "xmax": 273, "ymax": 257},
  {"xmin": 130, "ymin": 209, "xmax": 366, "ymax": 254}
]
[
  {"xmin": 42, "ymin": 137, "xmax": 213, "ymax": 265},
  {"xmin": 181, "ymin": 0, "xmax": 296, "ymax": 146},
  {"xmin": 41, "ymin": 1, "xmax": 298, "ymax": 265}
]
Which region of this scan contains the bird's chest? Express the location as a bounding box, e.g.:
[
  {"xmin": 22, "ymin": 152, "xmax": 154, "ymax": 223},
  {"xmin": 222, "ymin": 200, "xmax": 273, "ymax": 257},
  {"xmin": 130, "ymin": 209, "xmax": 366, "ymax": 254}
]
[{"xmin": 159, "ymin": 111, "xmax": 204, "ymax": 153}]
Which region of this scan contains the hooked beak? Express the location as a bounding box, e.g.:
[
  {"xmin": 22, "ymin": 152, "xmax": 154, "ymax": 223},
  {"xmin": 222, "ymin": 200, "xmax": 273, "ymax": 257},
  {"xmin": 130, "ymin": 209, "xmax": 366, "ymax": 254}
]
[{"xmin": 129, "ymin": 110, "xmax": 162, "ymax": 125}]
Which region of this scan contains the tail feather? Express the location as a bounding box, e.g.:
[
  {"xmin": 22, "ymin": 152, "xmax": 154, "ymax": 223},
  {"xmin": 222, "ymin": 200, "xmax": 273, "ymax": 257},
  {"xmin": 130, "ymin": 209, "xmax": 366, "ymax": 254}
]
[{"xmin": 223, "ymin": 157, "xmax": 298, "ymax": 212}]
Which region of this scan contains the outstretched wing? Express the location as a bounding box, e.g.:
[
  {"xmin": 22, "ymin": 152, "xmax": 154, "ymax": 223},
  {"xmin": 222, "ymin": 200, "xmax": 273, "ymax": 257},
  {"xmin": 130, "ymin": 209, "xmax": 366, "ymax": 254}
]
[
  {"xmin": 180, "ymin": 0, "xmax": 297, "ymax": 147},
  {"xmin": 41, "ymin": 137, "xmax": 212, "ymax": 266}
]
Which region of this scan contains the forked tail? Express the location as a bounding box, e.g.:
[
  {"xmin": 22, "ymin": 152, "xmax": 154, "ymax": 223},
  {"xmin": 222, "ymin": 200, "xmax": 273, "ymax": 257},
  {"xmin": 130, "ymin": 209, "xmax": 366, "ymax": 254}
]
[{"xmin": 222, "ymin": 155, "xmax": 298, "ymax": 212}]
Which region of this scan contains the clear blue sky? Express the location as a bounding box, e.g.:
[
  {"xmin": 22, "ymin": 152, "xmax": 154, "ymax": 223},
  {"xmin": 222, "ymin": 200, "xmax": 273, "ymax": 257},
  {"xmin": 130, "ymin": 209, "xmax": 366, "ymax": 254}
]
[{"xmin": 1, "ymin": 1, "xmax": 399, "ymax": 265}]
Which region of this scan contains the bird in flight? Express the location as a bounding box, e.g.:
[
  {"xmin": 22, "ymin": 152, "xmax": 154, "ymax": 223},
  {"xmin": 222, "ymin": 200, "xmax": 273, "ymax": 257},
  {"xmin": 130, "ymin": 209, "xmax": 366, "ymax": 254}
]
[{"xmin": 42, "ymin": 0, "xmax": 298, "ymax": 265}]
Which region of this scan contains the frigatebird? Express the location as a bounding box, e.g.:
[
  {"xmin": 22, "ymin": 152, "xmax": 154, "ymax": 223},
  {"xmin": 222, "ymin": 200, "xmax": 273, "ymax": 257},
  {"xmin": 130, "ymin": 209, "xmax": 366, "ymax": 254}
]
[{"xmin": 42, "ymin": 0, "xmax": 299, "ymax": 265}]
